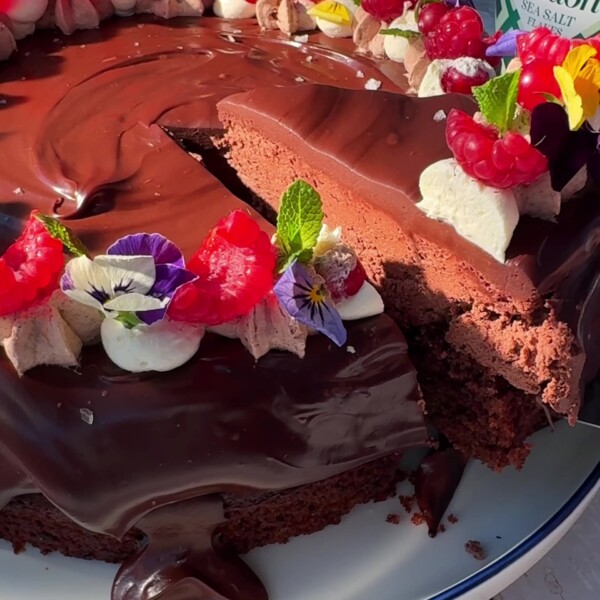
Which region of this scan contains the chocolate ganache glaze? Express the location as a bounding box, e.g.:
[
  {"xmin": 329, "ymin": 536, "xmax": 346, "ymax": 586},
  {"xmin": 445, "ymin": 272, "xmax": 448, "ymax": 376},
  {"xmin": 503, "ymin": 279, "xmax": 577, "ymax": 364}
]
[{"xmin": 0, "ymin": 15, "xmax": 428, "ymax": 600}]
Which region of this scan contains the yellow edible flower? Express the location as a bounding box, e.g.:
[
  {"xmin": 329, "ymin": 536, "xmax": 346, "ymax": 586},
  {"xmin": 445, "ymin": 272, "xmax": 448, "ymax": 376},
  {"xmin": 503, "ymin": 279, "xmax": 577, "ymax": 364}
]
[
  {"xmin": 554, "ymin": 44, "xmax": 600, "ymax": 131},
  {"xmin": 307, "ymin": 0, "xmax": 352, "ymax": 26}
]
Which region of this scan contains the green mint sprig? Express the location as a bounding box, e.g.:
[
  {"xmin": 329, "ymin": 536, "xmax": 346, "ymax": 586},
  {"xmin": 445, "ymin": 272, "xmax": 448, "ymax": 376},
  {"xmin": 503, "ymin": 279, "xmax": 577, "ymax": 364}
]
[
  {"xmin": 380, "ymin": 29, "xmax": 421, "ymax": 38},
  {"xmin": 275, "ymin": 180, "xmax": 324, "ymax": 273},
  {"xmin": 35, "ymin": 213, "xmax": 89, "ymax": 257},
  {"xmin": 472, "ymin": 70, "xmax": 522, "ymax": 135}
]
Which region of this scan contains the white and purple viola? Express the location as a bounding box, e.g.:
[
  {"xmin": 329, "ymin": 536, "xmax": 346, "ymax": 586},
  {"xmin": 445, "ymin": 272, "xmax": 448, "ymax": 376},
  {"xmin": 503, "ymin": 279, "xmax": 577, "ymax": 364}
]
[{"xmin": 61, "ymin": 233, "xmax": 204, "ymax": 372}]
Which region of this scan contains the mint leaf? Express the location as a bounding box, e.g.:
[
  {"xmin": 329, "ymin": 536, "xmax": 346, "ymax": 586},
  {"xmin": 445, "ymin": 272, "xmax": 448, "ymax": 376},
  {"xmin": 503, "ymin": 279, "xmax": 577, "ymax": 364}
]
[
  {"xmin": 352, "ymin": 0, "xmax": 360, "ymax": 6},
  {"xmin": 472, "ymin": 70, "xmax": 521, "ymax": 134},
  {"xmin": 35, "ymin": 213, "xmax": 89, "ymax": 257},
  {"xmin": 380, "ymin": 29, "xmax": 420, "ymax": 38},
  {"xmin": 276, "ymin": 180, "xmax": 324, "ymax": 273}
]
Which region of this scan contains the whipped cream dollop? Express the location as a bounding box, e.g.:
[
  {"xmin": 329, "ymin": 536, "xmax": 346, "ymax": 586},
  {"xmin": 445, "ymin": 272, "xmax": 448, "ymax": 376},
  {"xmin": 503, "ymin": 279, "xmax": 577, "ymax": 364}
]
[
  {"xmin": 383, "ymin": 12, "xmax": 418, "ymax": 63},
  {"xmin": 336, "ymin": 281, "xmax": 384, "ymax": 320},
  {"xmin": 418, "ymin": 158, "xmax": 519, "ymax": 263},
  {"xmin": 418, "ymin": 58, "xmax": 495, "ymax": 98},
  {"xmin": 213, "ymin": 0, "xmax": 255, "ymax": 18},
  {"xmin": 101, "ymin": 318, "xmax": 205, "ymax": 372},
  {"xmin": 311, "ymin": 0, "xmax": 356, "ymax": 38}
]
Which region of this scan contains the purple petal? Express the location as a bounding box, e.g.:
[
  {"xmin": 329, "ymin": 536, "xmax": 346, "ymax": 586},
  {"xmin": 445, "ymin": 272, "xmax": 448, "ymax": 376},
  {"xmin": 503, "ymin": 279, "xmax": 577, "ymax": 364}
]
[
  {"xmin": 107, "ymin": 233, "xmax": 184, "ymax": 267},
  {"xmin": 444, "ymin": 0, "xmax": 474, "ymax": 7},
  {"xmin": 60, "ymin": 270, "xmax": 74, "ymax": 292},
  {"xmin": 274, "ymin": 261, "xmax": 347, "ymax": 347},
  {"xmin": 531, "ymin": 103, "xmax": 595, "ymax": 191},
  {"xmin": 138, "ymin": 264, "xmax": 197, "ymax": 324},
  {"xmin": 486, "ymin": 29, "xmax": 525, "ymax": 57}
]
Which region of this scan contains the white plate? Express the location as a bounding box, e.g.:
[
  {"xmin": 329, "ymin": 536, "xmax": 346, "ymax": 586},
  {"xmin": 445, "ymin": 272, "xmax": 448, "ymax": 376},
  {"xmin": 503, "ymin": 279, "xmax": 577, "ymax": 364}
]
[{"xmin": 1, "ymin": 421, "xmax": 600, "ymax": 600}]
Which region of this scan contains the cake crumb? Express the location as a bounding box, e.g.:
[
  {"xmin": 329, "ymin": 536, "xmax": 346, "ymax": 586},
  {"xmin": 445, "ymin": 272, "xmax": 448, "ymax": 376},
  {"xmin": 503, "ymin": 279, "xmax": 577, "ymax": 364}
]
[
  {"xmin": 346, "ymin": 345, "xmax": 356, "ymax": 354},
  {"xmin": 226, "ymin": 34, "xmax": 236, "ymax": 43},
  {"xmin": 295, "ymin": 76, "xmax": 305, "ymax": 83},
  {"xmin": 433, "ymin": 109, "xmax": 447, "ymax": 122},
  {"xmin": 438, "ymin": 523, "xmax": 446, "ymax": 533},
  {"xmin": 294, "ymin": 34, "xmax": 309, "ymax": 43},
  {"xmin": 386, "ymin": 513, "xmax": 400, "ymax": 525},
  {"xmin": 13, "ymin": 187, "xmax": 25, "ymax": 195},
  {"xmin": 364, "ymin": 78, "xmax": 381, "ymax": 91},
  {"xmin": 80, "ymin": 408, "xmax": 94, "ymax": 425},
  {"xmin": 399, "ymin": 495, "xmax": 414, "ymax": 514},
  {"xmin": 448, "ymin": 513, "xmax": 458, "ymax": 524},
  {"xmin": 306, "ymin": 55, "xmax": 314, "ymax": 63},
  {"xmin": 356, "ymin": 70, "xmax": 365, "ymax": 78},
  {"xmin": 465, "ymin": 540, "xmax": 486, "ymax": 561},
  {"xmin": 411, "ymin": 512, "xmax": 426, "ymax": 526}
]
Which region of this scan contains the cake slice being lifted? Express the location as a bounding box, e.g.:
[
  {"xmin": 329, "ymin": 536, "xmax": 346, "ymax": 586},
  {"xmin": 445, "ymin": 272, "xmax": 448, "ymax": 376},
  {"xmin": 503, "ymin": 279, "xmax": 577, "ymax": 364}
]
[{"xmin": 217, "ymin": 84, "xmax": 600, "ymax": 469}]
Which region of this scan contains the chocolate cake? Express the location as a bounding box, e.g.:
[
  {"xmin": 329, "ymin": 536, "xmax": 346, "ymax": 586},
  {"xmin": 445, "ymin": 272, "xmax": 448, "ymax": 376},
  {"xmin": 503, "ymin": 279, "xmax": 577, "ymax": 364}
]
[
  {"xmin": 0, "ymin": 12, "xmax": 434, "ymax": 600},
  {"xmin": 217, "ymin": 84, "xmax": 600, "ymax": 469},
  {"xmin": 1, "ymin": 1, "xmax": 600, "ymax": 599}
]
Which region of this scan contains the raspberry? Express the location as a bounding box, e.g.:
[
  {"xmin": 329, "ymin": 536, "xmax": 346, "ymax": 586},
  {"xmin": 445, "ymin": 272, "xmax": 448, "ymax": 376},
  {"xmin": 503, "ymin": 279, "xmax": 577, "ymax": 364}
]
[
  {"xmin": 417, "ymin": 2, "xmax": 449, "ymax": 35},
  {"xmin": 445, "ymin": 109, "xmax": 548, "ymax": 188},
  {"xmin": 441, "ymin": 63, "xmax": 490, "ymax": 95},
  {"xmin": 518, "ymin": 60, "xmax": 562, "ymax": 111},
  {"xmin": 169, "ymin": 210, "xmax": 276, "ymax": 326},
  {"xmin": 424, "ymin": 6, "xmax": 486, "ymax": 60},
  {"xmin": 362, "ymin": 0, "xmax": 412, "ymax": 23},
  {"xmin": 314, "ymin": 244, "xmax": 366, "ymax": 300},
  {"xmin": 0, "ymin": 211, "xmax": 65, "ymax": 317},
  {"xmin": 515, "ymin": 27, "xmax": 598, "ymax": 66}
]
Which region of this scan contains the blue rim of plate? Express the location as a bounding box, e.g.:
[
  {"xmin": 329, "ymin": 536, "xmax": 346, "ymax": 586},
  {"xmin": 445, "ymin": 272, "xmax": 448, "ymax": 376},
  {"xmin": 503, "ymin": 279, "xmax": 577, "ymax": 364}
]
[{"xmin": 430, "ymin": 460, "xmax": 600, "ymax": 599}]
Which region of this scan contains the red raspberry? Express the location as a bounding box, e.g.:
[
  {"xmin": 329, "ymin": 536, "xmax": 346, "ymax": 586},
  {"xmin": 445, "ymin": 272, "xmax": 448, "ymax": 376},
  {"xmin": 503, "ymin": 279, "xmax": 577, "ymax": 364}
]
[
  {"xmin": 169, "ymin": 210, "xmax": 276, "ymax": 326},
  {"xmin": 441, "ymin": 63, "xmax": 490, "ymax": 95},
  {"xmin": 417, "ymin": 2, "xmax": 449, "ymax": 35},
  {"xmin": 518, "ymin": 60, "xmax": 562, "ymax": 110},
  {"xmin": 516, "ymin": 27, "xmax": 593, "ymax": 66},
  {"xmin": 362, "ymin": 0, "xmax": 412, "ymax": 23},
  {"xmin": 0, "ymin": 211, "xmax": 65, "ymax": 317},
  {"xmin": 424, "ymin": 6, "xmax": 486, "ymax": 60},
  {"xmin": 314, "ymin": 244, "xmax": 366, "ymax": 300},
  {"xmin": 445, "ymin": 109, "xmax": 548, "ymax": 189}
]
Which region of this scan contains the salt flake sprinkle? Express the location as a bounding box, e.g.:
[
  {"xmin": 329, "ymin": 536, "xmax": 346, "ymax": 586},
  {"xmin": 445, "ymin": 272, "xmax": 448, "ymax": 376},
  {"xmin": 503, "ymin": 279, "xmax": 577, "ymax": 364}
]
[
  {"xmin": 295, "ymin": 76, "xmax": 305, "ymax": 83},
  {"xmin": 346, "ymin": 345, "xmax": 356, "ymax": 354},
  {"xmin": 294, "ymin": 34, "xmax": 309, "ymax": 43},
  {"xmin": 433, "ymin": 109, "xmax": 447, "ymax": 122},
  {"xmin": 356, "ymin": 70, "xmax": 365, "ymax": 79},
  {"xmin": 364, "ymin": 78, "xmax": 382, "ymax": 91},
  {"xmin": 80, "ymin": 408, "xmax": 94, "ymax": 425}
]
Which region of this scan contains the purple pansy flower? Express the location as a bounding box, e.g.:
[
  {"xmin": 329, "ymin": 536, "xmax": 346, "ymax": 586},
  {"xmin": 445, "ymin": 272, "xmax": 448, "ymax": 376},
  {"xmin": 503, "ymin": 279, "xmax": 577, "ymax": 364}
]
[
  {"xmin": 61, "ymin": 233, "xmax": 196, "ymax": 326},
  {"xmin": 530, "ymin": 102, "xmax": 600, "ymax": 192},
  {"xmin": 274, "ymin": 260, "xmax": 347, "ymax": 346},
  {"xmin": 485, "ymin": 29, "xmax": 525, "ymax": 58}
]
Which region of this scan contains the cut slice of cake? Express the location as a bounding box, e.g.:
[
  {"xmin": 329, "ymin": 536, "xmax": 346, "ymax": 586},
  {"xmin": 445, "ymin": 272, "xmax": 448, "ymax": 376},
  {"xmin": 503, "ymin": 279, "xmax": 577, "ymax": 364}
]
[{"xmin": 217, "ymin": 84, "xmax": 600, "ymax": 469}]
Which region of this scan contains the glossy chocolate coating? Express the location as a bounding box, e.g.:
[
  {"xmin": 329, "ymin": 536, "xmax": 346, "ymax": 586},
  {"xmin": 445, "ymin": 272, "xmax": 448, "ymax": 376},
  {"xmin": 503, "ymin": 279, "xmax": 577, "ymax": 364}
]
[{"xmin": 0, "ymin": 16, "xmax": 424, "ymax": 600}]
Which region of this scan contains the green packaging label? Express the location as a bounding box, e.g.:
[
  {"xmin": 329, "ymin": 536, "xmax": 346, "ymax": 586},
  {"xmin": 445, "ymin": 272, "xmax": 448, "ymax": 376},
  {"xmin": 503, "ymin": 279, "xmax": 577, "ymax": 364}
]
[{"xmin": 496, "ymin": 0, "xmax": 600, "ymax": 37}]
